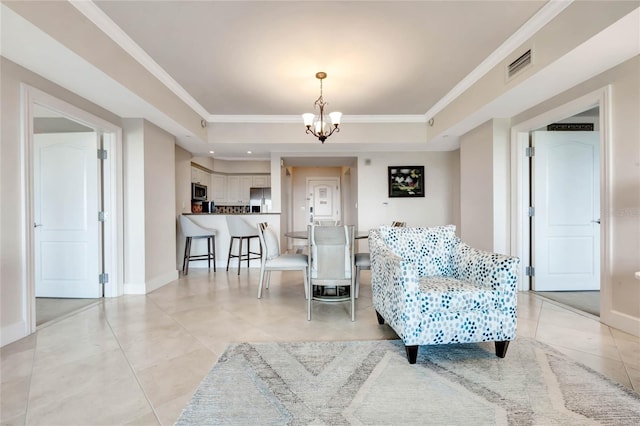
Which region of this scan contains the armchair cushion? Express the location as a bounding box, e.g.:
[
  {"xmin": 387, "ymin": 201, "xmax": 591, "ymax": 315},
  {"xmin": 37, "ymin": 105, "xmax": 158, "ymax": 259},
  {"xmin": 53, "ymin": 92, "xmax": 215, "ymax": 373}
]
[{"xmin": 418, "ymin": 276, "xmax": 493, "ymax": 313}]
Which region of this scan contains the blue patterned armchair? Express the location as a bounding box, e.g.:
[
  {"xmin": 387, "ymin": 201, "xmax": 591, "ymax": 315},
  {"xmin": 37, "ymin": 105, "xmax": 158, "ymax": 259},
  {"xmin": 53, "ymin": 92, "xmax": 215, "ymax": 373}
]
[{"xmin": 369, "ymin": 225, "xmax": 520, "ymax": 364}]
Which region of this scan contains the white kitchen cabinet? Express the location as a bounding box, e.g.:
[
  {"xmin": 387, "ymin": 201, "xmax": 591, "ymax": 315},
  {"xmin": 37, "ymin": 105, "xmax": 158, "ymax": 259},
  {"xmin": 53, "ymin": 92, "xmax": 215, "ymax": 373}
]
[
  {"xmin": 252, "ymin": 175, "xmax": 270, "ymax": 187},
  {"xmin": 210, "ymin": 174, "xmax": 227, "ymax": 203},
  {"xmin": 210, "ymin": 174, "xmax": 271, "ymax": 205},
  {"xmin": 226, "ymin": 176, "xmax": 241, "ymax": 203},
  {"xmin": 191, "ymin": 166, "xmax": 210, "ymax": 185},
  {"xmin": 240, "ymin": 176, "xmax": 253, "ymax": 202},
  {"xmin": 227, "ymin": 176, "xmax": 253, "ymax": 203},
  {"xmin": 191, "ymin": 166, "xmax": 200, "ymax": 183}
]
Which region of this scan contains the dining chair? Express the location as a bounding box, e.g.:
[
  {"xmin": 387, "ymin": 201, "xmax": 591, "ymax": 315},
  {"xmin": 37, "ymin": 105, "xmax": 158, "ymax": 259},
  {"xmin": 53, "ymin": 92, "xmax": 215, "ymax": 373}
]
[
  {"xmin": 355, "ymin": 221, "xmax": 405, "ymax": 297},
  {"xmin": 225, "ymin": 215, "xmax": 261, "ymax": 275},
  {"xmin": 179, "ymin": 215, "xmax": 217, "ymax": 275},
  {"xmin": 308, "ymin": 224, "xmax": 355, "ymax": 321},
  {"xmin": 256, "ymin": 223, "xmax": 309, "ymax": 299}
]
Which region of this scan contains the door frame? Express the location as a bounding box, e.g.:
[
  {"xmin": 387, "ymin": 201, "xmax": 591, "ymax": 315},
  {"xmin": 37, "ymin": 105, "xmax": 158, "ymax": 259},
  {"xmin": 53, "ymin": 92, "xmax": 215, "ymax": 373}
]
[
  {"xmin": 21, "ymin": 84, "xmax": 124, "ymax": 332},
  {"xmin": 510, "ymin": 86, "xmax": 611, "ymax": 320}
]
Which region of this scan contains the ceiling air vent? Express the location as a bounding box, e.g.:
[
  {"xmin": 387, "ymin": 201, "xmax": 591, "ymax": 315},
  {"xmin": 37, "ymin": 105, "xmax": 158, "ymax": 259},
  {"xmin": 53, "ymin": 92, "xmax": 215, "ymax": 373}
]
[{"xmin": 507, "ymin": 49, "xmax": 532, "ymax": 79}]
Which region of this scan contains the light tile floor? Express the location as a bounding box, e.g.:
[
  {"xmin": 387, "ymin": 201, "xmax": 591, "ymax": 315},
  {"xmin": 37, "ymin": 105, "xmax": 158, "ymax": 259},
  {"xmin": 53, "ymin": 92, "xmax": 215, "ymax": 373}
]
[{"xmin": 2, "ymin": 269, "xmax": 639, "ymax": 425}]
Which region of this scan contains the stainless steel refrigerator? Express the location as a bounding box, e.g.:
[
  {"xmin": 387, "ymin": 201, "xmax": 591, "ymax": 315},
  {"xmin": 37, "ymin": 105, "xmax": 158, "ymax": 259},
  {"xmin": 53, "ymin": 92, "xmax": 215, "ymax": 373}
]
[{"xmin": 249, "ymin": 187, "xmax": 272, "ymax": 212}]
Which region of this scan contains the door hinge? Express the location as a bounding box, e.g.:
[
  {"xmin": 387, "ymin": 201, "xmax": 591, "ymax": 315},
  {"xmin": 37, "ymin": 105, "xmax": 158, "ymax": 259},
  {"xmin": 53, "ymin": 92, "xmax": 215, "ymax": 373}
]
[
  {"xmin": 98, "ymin": 149, "xmax": 108, "ymax": 160},
  {"xmin": 98, "ymin": 211, "xmax": 106, "ymax": 222},
  {"xmin": 99, "ymin": 273, "xmax": 109, "ymax": 284},
  {"xmin": 528, "ymin": 206, "xmax": 535, "ymax": 217},
  {"xmin": 525, "ymin": 266, "xmax": 535, "ymax": 277},
  {"xmin": 525, "ymin": 146, "xmax": 535, "ymax": 157}
]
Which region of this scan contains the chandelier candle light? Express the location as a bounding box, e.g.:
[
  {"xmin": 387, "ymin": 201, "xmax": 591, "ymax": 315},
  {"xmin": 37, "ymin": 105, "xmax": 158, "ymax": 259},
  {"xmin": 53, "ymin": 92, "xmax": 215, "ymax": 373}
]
[{"xmin": 302, "ymin": 72, "xmax": 342, "ymax": 143}]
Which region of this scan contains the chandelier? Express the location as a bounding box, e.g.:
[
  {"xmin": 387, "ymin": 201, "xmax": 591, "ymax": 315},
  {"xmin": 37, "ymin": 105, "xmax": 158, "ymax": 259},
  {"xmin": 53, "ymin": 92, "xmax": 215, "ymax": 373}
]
[{"xmin": 302, "ymin": 72, "xmax": 342, "ymax": 143}]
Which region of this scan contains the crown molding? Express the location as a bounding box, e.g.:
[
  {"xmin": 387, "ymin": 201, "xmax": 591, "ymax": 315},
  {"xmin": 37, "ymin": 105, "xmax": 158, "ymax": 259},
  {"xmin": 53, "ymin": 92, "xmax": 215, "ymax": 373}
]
[
  {"xmin": 71, "ymin": 0, "xmax": 571, "ymax": 127},
  {"xmin": 424, "ymin": 0, "xmax": 573, "ymax": 120},
  {"xmin": 69, "ymin": 0, "xmax": 210, "ymax": 119},
  {"xmin": 207, "ymin": 114, "xmax": 427, "ymax": 124}
]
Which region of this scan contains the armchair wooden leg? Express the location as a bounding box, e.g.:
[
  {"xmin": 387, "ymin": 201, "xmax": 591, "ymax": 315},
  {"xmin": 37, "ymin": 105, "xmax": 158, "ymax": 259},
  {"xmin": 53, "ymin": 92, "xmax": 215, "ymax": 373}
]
[
  {"xmin": 375, "ymin": 310, "xmax": 385, "ymax": 325},
  {"xmin": 405, "ymin": 345, "xmax": 418, "ymax": 364},
  {"xmin": 495, "ymin": 341, "xmax": 510, "ymax": 358}
]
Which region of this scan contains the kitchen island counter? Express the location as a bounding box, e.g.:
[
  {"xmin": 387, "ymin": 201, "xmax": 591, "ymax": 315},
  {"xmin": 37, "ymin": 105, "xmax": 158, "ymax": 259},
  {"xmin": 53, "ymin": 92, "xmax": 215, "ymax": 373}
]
[{"xmin": 179, "ymin": 213, "xmax": 281, "ymax": 270}]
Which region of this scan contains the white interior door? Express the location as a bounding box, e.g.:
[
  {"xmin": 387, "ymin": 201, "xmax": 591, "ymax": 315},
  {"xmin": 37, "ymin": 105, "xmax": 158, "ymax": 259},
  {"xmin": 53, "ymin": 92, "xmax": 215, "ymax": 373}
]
[
  {"xmin": 34, "ymin": 132, "xmax": 102, "ymax": 298},
  {"xmin": 533, "ymin": 131, "xmax": 600, "ymax": 291},
  {"xmin": 307, "ymin": 178, "xmax": 340, "ymax": 224}
]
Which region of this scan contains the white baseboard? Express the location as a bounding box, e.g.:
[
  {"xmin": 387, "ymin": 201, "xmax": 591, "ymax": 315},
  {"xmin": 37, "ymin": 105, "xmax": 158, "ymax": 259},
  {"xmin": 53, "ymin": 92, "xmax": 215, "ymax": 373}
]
[
  {"xmin": 605, "ymin": 309, "xmax": 640, "ymax": 337},
  {"xmin": 146, "ymin": 270, "xmax": 179, "ymax": 293},
  {"xmin": 124, "ymin": 270, "xmax": 179, "ymax": 295},
  {"xmin": 123, "ymin": 281, "xmax": 146, "ymax": 295},
  {"xmin": 1, "ymin": 320, "xmax": 29, "ymax": 347}
]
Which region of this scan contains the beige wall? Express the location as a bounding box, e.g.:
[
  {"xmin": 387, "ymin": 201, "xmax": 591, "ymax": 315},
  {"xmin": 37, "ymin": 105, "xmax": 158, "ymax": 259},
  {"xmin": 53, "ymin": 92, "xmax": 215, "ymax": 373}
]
[
  {"xmin": 143, "ymin": 121, "xmax": 177, "ymax": 289},
  {"xmin": 175, "ymin": 145, "xmax": 193, "ymax": 215},
  {"xmin": 459, "ymin": 118, "xmax": 511, "ymax": 253},
  {"xmin": 460, "ymin": 121, "xmax": 494, "ymax": 251},
  {"xmin": 210, "ymin": 122, "xmax": 427, "ymax": 145},
  {"xmin": 356, "ymin": 151, "xmax": 460, "ymax": 240},
  {"xmin": 122, "ymin": 119, "xmax": 146, "ymax": 290},
  {"xmin": 191, "ymin": 156, "xmax": 215, "ymax": 172},
  {"xmin": 212, "ymin": 159, "xmax": 270, "ymax": 174},
  {"xmin": 123, "ymin": 119, "xmax": 178, "ymax": 294}
]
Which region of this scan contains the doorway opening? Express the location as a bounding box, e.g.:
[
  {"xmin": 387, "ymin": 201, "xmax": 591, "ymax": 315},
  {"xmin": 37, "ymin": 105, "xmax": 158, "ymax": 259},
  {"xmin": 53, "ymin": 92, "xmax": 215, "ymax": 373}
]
[
  {"xmin": 23, "ymin": 85, "xmax": 123, "ymax": 332},
  {"xmin": 511, "ymin": 87, "xmax": 610, "ymax": 319},
  {"xmin": 280, "ymin": 157, "xmax": 358, "ymax": 253}
]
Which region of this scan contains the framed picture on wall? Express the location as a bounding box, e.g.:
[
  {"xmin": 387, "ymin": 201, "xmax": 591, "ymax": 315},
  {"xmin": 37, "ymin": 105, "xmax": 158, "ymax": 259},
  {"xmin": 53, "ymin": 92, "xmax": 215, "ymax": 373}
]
[{"xmin": 388, "ymin": 166, "xmax": 425, "ymax": 198}]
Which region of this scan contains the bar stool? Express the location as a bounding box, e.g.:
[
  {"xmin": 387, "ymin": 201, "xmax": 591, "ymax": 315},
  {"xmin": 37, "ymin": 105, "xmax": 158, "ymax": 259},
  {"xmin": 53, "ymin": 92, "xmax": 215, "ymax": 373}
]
[
  {"xmin": 226, "ymin": 216, "xmax": 262, "ymax": 275},
  {"xmin": 179, "ymin": 215, "xmax": 217, "ymax": 275}
]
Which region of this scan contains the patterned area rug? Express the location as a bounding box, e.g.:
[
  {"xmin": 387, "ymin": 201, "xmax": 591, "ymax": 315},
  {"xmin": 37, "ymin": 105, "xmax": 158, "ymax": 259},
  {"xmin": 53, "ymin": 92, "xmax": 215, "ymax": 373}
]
[{"xmin": 176, "ymin": 339, "xmax": 640, "ymax": 425}]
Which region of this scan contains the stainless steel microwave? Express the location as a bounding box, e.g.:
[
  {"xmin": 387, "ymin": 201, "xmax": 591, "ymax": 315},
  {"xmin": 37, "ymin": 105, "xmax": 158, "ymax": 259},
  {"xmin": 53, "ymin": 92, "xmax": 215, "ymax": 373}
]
[{"xmin": 191, "ymin": 183, "xmax": 207, "ymax": 201}]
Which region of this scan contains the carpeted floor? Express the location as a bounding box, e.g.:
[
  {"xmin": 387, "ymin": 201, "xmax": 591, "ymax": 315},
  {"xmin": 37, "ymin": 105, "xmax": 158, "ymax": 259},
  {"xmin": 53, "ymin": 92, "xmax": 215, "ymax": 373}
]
[{"xmin": 176, "ymin": 338, "xmax": 640, "ymax": 425}]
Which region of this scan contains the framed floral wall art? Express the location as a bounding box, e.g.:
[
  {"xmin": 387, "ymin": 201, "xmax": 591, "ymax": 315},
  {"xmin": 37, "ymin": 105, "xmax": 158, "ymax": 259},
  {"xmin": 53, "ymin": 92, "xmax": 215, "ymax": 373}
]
[{"xmin": 388, "ymin": 166, "xmax": 425, "ymax": 198}]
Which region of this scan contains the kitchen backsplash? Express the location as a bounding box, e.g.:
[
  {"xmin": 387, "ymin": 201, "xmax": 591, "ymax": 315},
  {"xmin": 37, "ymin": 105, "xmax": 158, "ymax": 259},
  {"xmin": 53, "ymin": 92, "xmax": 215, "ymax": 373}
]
[{"xmin": 215, "ymin": 205, "xmax": 250, "ymax": 214}]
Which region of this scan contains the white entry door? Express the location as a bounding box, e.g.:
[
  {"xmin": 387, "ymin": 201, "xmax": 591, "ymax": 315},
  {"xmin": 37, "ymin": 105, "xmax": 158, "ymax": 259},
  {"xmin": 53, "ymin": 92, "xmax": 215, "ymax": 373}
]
[
  {"xmin": 34, "ymin": 133, "xmax": 102, "ymax": 298},
  {"xmin": 532, "ymin": 131, "xmax": 600, "ymax": 291},
  {"xmin": 307, "ymin": 178, "xmax": 341, "ymax": 224}
]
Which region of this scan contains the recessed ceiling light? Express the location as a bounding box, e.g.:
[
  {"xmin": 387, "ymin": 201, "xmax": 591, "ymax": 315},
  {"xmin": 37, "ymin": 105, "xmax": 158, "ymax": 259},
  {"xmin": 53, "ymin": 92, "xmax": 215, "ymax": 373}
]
[
  {"xmin": 247, "ymin": 151, "xmax": 252, "ymax": 154},
  {"xmin": 209, "ymin": 150, "xmax": 214, "ymax": 154}
]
